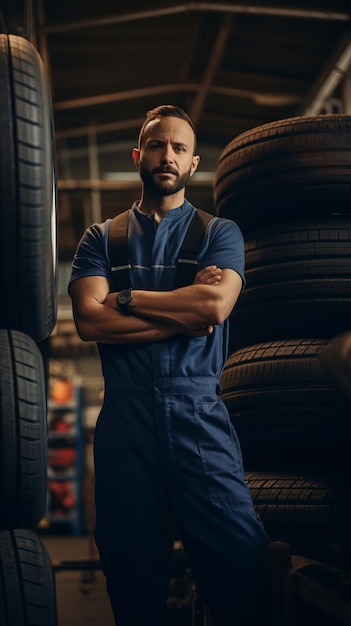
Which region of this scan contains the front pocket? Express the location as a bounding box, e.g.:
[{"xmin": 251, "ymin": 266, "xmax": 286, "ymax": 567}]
[{"xmin": 195, "ymin": 399, "xmax": 251, "ymax": 502}]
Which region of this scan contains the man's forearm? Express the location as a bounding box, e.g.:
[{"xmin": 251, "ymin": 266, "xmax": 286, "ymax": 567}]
[
  {"xmin": 138, "ymin": 288, "xmax": 215, "ymax": 327},
  {"xmin": 73, "ymin": 297, "xmax": 178, "ymax": 344},
  {"xmin": 113, "ymin": 284, "xmax": 228, "ymax": 329},
  {"xmin": 75, "ymin": 297, "xmax": 213, "ymax": 344}
]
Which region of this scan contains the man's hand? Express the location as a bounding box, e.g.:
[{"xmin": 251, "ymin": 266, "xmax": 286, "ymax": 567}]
[
  {"xmin": 180, "ymin": 266, "xmax": 222, "ymax": 336},
  {"xmin": 194, "ymin": 265, "xmax": 222, "ymax": 285}
]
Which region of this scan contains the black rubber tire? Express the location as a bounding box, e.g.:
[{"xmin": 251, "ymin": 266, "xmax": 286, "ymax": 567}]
[
  {"xmin": 0, "ymin": 34, "xmax": 57, "ymax": 343},
  {"xmin": 221, "ymin": 339, "xmax": 351, "ymax": 471},
  {"xmin": 246, "ymin": 471, "xmax": 351, "ymax": 563},
  {"xmin": 0, "ymin": 330, "xmax": 47, "ymax": 529},
  {"xmin": 0, "ymin": 529, "xmax": 57, "ymax": 625},
  {"xmin": 213, "ymin": 114, "xmax": 351, "ymax": 234},
  {"xmin": 229, "ymin": 218, "xmax": 351, "ymax": 351}
]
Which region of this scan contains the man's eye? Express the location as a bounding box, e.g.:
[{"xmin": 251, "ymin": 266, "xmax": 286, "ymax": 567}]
[{"xmin": 175, "ymin": 146, "xmax": 186, "ymax": 152}]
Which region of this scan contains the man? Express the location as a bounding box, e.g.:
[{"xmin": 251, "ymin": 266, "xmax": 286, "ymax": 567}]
[{"xmin": 69, "ymin": 105, "xmax": 270, "ymax": 626}]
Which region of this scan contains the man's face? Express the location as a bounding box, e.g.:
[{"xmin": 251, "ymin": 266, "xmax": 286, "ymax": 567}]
[{"xmin": 133, "ymin": 116, "xmax": 200, "ymax": 197}]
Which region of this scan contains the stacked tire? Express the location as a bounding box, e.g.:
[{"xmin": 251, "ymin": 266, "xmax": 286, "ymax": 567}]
[
  {"xmin": 0, "ymin": 34, "xmax": 58, "ymax": 625},
  {"xmin": 214, "ymin": 114, "xmax": 351, "ymax": 563}
]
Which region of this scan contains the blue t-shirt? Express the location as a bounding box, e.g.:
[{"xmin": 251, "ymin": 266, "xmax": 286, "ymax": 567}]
[{"xmin": 69, "ymin": 200, "xmax": 245, "ymax": 389}]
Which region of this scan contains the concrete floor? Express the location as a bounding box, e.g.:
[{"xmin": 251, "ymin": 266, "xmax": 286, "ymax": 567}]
[
  {"xmin": 42, "ymin": 535, "xmax": 115, "ymax": 626},
  {"xmin": 41, "ymin": 534, "xmax": 195, "ymax": 626}
]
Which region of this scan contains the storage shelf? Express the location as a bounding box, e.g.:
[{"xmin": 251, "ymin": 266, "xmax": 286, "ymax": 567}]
[{"xmin": 46, "ymin": 383, "xmax": 84, "ymax": 535}]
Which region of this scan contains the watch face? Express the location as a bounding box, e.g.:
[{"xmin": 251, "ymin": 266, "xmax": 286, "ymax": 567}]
[{"xmin": 118, "ymin": 290, "xmax": 132, "ymax": 305}]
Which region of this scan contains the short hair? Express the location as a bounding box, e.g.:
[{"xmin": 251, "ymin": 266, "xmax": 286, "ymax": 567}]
[{"xmin": 137, "ymin": 104, "xmax": 197, "ymax": 151}]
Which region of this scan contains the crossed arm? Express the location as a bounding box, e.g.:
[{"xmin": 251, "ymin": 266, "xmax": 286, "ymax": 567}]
[{"xmin": 68, "ymin": 265, "xmax": 243, "ymax": 344}]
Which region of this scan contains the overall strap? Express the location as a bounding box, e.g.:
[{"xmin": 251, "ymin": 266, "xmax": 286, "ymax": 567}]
[
  {"xmin": 108, "ymin": 208, "xmax": 214, "ymax": 290},
  {"xmin": 108, "ymin": 210, "xmax": 131, "ymax": 290},
  {"xmin": 175, "ymin": 209, "xmax": 214, "ymax": 287}
]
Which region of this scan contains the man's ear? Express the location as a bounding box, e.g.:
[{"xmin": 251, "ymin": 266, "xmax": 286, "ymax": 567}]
[
  {"xmin": 190, "ymin": 155, "xmax": 200, "ymax": 177},
  {"xmin": 132, "ymin": 148, "xmax": 140, "ymax": 168}
]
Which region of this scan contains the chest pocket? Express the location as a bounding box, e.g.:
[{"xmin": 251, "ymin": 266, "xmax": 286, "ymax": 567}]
[{"xmin": 108, "ymin": 209, "xmax": 214, "ymax": 290}]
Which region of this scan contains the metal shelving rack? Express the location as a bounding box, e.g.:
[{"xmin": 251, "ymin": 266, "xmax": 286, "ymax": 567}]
[{"xmin": 46, "ymin": 383, "xmax": 84, "ymax": 535}]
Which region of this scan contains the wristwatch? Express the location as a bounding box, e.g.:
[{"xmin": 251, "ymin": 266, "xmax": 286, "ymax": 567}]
[{"xmin": 117, "ymin": 288, "xmax": 133, "ymax": 313}]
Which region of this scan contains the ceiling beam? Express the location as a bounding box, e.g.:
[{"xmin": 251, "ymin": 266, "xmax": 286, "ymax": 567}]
[
  {"xmin": 38, "ymin": 4, "xmax": 351, "ymax": 35},
  {"xmin": 55, "ymin": 118, "xmax": 145, "ymax": 140},
  {"xmin": 87, "ymin": 125, "xmax": 102, "ymax": 224},
  {"xmin": 54, "ymin": 83, "xmax": 196, "ymax": 111},
  {"xmin": 341, "ymin": 71, "xmax": 351, "ymax": 113},
  {"xmin": 33, "ymin": 0, "xmax": 54, "ymax": 94},
  {"xmin": 23, "ymin": 0, "xmax": 34, "ymax": 40},
  {"xmin": 177, "ymin": 13, "xmax": 202, "ymax": 83},
  {"xmin": 53, "ymin": 81, "xmax": 302, "ymax": 112},
  {"xmin": 190, "ymin": 13, "xmax": 232, "ymax": 126},
  {"xmin": 297, "ymin": 31, "xmax": 351, "ymax": 115},
  {"xmin": 211, "ymin": 85, "xmax": 301, "ymax": 106}
]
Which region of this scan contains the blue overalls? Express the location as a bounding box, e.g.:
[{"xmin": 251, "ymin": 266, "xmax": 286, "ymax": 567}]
[{"xmin": 70, "ymin": 201, "xmax": 270, "ymax": 626}]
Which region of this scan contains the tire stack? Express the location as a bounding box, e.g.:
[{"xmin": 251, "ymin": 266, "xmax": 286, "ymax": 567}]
[
  {"xmin": 214, "ymin": 115, "xmax": 351, "ymax": 565},
  {"xmin": 0, "ymin": 34, "xmax": 58, "ymax": 625}
]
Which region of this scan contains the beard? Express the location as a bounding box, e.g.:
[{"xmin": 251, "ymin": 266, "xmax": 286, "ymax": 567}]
[{"xmin": 139, "ymin": 163, "xmax": 192, "ymax": 197}]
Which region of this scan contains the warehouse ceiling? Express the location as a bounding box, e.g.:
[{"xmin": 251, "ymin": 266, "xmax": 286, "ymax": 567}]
[{"xmin": 1, "ymin": 0, "xmax": 351, "ymax": 261}]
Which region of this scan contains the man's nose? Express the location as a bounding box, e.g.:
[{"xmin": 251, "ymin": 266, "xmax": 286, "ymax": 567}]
[{"xmin": 160, "ymin": 145, "xmax": 174, "ymax": 163}]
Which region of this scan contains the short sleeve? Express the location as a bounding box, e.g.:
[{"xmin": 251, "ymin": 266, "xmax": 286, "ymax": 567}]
[
  {"xmin": 198, "ymin": 217, "xmax": 246, "ymax": 287},
  {"xmin": 68, "ymin": 221, "xmax": 111, "ymax": 289}
]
